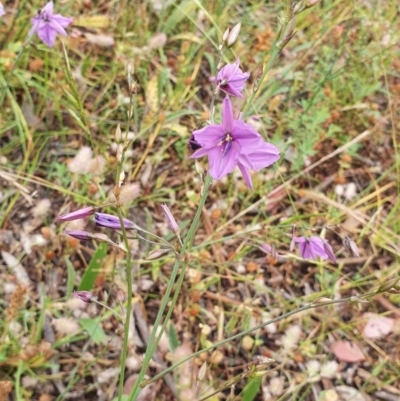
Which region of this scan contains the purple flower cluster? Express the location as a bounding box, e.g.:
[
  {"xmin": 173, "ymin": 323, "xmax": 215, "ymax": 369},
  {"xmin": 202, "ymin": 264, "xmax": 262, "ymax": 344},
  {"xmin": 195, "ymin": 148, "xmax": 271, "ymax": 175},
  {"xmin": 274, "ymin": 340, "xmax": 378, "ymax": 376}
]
[
  {"xmin": 29, "ymin": 1, "xmax": 73, "ymax": 47},
  {"xmin": 189, "ymin": 56, "xmax": 281, "ymax": 188}
]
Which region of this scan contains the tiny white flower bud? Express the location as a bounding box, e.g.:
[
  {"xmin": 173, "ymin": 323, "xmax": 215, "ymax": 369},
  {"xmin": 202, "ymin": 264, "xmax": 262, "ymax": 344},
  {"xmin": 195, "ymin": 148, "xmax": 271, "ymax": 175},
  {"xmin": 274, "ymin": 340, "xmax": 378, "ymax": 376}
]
[
  {"xmin": 227, "ymin": 22, "xmax": 241, "ymax": 47},
  {"xmin": 222, "ymin": 27, "xmax": 230, "ymax": 43}
]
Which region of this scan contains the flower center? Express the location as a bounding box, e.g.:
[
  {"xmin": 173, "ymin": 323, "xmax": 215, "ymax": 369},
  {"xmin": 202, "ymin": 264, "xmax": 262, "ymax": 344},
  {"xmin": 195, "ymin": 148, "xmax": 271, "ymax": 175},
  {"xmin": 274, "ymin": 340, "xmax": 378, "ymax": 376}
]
[{"xmin": 217, "ymin": 134, "xmax": 233, "ymax": 157}]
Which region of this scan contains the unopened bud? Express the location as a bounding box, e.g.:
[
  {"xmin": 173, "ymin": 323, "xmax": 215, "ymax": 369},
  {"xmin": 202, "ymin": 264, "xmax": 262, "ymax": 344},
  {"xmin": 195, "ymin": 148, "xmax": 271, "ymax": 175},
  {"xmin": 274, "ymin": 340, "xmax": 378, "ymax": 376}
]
[
  {"xmin": 377, "ymin": 277, "xmax": 400, "ymax": 293},
  {"xmin": 73, "ymin": 290, "xmax": 93, "ymax": 303},
  {"xmin": 259, "ymin": 243, "xmax": 279, "ymax": 259},
  {"xmin": 222, "ymin": 27, "xmax": 230, "ymax": 43},
  {"xmin": 306, "ymin": 0, "xmax": 320, "ymax": 7},
  {"xmin": 116, "ymin": 290, "xmax": 125, "ymax": 303},
  {"xmin": 115, "ymin": 124, "xmax": 122, "ymax": 143},
  {"xmin": 146, "ymin": 248, "xmax": 171, "ymax": 260},
  {"xmin": 227, "ymin": 22, "xmax": 241, "ymax": 47},
  {"xmin": 197, "ymin": 362, "xmax": 207, "ymax": 381},
  {"xmin": 276, "ymin": 17, "xmax": 296, "ymax": 49},
  {"xmin": 64, "ymin": 230, "xmax": 92, "ymax": 241},
  {"xmin": 161, "ymin": 204, "xmax": 180, "ymax": 235},
  {"xmin": 126, "ymin": 62, "xmax": 134, "ymax": 85},
  {"xmin": 57, "ymin": 207, "xmax": 95, "ymax": 222},
  {"xmin": 118, "ymin": 171, "xmax": 125, "ymax": 187},
  {"xmin": 343, "ymin": 237, "xmax": 360, "ymax": 257},
  {"xmin": 129, "ymin": 81, "xmax": 137, "ymax": 95}
]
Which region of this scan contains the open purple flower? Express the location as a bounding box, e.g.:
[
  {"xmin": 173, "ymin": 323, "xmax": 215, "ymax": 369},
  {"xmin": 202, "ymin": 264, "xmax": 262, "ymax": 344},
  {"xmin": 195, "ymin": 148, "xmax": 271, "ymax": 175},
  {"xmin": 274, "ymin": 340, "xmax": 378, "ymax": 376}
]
[
  {"xmin": 29, "ymin": 1, "xmax": 73, "ymax": 48},
  {"xmin": 94, "ymin": 212, "xmax": 136, "ymax": 230},
  {"xmin": 210, "ymin": 59, "xmax": 250, "ymax": 98},
  {"xmin": 0, "ymin": 2, "xmax": 5, "ymax": 16},
  {"xmin": 293, "ymin": 236, "xmax": 336, "ymax": 263},
  {"xmin": 190, "ymin": 96, "xmax": 280, "ymax": 189}
]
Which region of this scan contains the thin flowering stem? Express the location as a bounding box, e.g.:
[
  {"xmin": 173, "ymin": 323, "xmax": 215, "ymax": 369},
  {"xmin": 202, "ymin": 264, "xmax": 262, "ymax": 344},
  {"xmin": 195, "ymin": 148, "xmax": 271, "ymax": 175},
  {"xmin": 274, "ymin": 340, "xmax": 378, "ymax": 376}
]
[
  {"xmin": 209, "ymin": 48, "xmax": 224, "ymax": 124},
  {"xmin": 242, "ymin": 12, "xmax": 295, "ymax": 119},
  {"xmin": 92, "ymin": 298, "xmax": 125, "ymax": 321},
  {"xmin": 127, "ymin": 173, "xmax": 213, "ymax": 401},
  {"xmin": 116, "ymin": 89, "xmax": 137, "ymax": 401}
]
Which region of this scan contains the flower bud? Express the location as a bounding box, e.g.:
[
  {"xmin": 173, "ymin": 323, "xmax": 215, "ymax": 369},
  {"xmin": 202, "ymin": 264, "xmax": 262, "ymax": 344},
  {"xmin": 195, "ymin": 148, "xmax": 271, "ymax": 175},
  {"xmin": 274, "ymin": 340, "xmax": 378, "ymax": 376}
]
[
  {"xmin": 146, "ymin": 248, "xmax": 171, "ymax": 260},
  {"xmin": 222, "ymin": 27, "xmax": 230, "ymax": 43},
  {"xmin": 161, "ymin": 204, "xmax": 180, "ymax": 235},
  {"xmin": 343, "ymin": 237, "xmax": 360, "ymax": 257},
  {"xmin": 57, "ymin": 207, "xmax": 94, "ymax": 222},
  {"xmin": 64, "ymin": 230, "xmax": 92, "ymax": 240},
  {"xmin": 73, "ymin": 291, "xmax": 93, "ymax": 303},
  {"xmin": 115, "ymin": 124, "xmax": 122, "ymax": 143},
  {"xmin": 94, "ymin": 212, "xmax": 137, "ymax": 230},
  {"xmin": 306, "ymin": 0, "xmax": 320, "ymax": 7},
  {"xmin": 197, "ymin": 362, "xmax": 207, "ymax": 381},
  {"xmin": 227, "ymin": 22, "xmax": 241, "ymax": 47}
]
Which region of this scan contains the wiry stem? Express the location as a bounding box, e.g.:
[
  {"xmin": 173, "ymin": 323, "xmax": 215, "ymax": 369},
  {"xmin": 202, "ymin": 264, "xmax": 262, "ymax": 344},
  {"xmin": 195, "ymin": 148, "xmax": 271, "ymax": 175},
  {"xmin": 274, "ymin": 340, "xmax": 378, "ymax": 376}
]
[{"xmin": 127, "ymin": 174, "xmax": 213, "ymax": 401}]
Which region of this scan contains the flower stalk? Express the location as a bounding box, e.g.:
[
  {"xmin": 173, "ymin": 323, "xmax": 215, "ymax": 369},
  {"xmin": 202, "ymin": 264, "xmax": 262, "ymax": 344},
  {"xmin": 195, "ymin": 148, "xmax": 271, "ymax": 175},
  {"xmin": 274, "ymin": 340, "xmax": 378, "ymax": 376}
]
[{"xmin": 127, "ymin": 173, "xmax": 213, "ymax": 401}]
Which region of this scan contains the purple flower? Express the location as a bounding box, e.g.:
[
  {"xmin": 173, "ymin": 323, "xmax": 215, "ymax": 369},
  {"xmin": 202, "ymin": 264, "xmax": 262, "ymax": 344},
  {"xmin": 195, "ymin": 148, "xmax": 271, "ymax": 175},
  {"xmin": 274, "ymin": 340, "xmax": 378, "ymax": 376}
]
[
  {"xmin": 57, "ymin": 207, "xmax": 94, "ymax": 222},
  {"xmin": 94, "ymin": 212, "xmax": 135, "ymax": 230},
  {"xmin": 190, "ymin": 96, "xmax": 280, "ymax": 189},
  {"xmin": 64, "ymin": 230, "xmax": 92, "ymax": 240},
  {"xmin": 0, "ymin": 2, "xmax": 5, "ymax": 16},
  {"xmin": 293, "ymin": 236, "xmax": 336, "ymax": 263},
  {"xmin": 29, "ymin": 1, "xmax": 73, "ymax": 48},
  {"xmin": 210, "ymin": 59, "xmax": 250, "ymax": 98}
]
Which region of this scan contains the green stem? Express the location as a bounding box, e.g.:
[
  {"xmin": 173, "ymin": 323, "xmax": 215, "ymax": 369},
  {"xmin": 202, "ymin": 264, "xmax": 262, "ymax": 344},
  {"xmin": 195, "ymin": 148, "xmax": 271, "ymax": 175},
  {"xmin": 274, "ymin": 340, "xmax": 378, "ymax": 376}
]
[
  {"xmin": 241, "ymin": 42, "xmax": 282, "ymax": 119},
  {"xmin": 128, "ymin": 174, "xmax": 213, "ymax": 401},
  {"xmin": 142, "ymin": 292, "xmax": 377, "ymax": 387},
  {"xmin": 116, "ymin": 210, "xmax": 133, "ymax": 401},
  {"xmin": 116, "ymin": 91, "xmax": 135, "ymax": 401}
]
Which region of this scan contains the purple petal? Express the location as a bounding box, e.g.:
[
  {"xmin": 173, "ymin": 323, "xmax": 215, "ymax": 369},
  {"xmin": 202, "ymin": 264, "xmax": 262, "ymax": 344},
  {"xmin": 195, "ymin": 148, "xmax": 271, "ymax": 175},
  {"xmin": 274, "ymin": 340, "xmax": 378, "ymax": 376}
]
[
  {"xmin": 51, "ymin": 14, "xmax": 73, "ymax": 28},
  {"xmin": 221, "ymin": 84, "xmax": 244, "ymax": 98},
  {"xmin": 229, "ymin": 71, "xmax": 250, "ymax": 84},
  {"xmin": 37, "ymin": 26, "xmax": 58, "ymax": 47},
  {"xmin": 47, "ymin": 20, "xmax": 68, "ymax": 36},
  {"xmin": 207, "ymin": 145, "xmax": 239, "ymax": 180},
  {"xmin": 231, "ymin": 121, "xmax": 263, "ymax": 146},
  {"xmin": 43, "ymin": 1, "xmax": 54, "ymax": 16},
  {"xmin": 222, "ymin": 96, "xmax": 234, "ymax": 133},
  {"xmin": 192, "ymin": 125, "xmax": 225, "ymax": 149},
  {"xmin": 237, "ymin": 162, "xmax": 253, "ymax": 189},
  {"xmin": 190, "ymin": 147, "xmax": 210, "ymax": 159},
  {"xmin": 309, "ymin": 237, "xmax": 328, "ymax": 259},
  {"xmin": 239, "ymin": 142, "xmax": 280, "ymax": 171},
  {"xmin": 323, "ymin": 241, "xmax": 337, "ymax": 263}
]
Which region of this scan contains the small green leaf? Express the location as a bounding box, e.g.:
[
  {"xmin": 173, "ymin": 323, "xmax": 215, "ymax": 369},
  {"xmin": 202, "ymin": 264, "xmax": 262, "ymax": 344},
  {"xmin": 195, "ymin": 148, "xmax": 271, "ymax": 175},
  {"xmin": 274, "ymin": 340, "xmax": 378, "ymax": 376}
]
[
  {"xmin": 79, "ymin": 318, "xmax": 107, "ymax": 345},
  {"xmin": 79, "ymin": 243, "xmax": 108, "ymax": 291},
  {"xmin": 241, "ymin": 376, "xmax": 262, "ymax": 401},
  {"xmin": 167, "ymin": 322, "xmax": 180, "ymax": 352}
]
